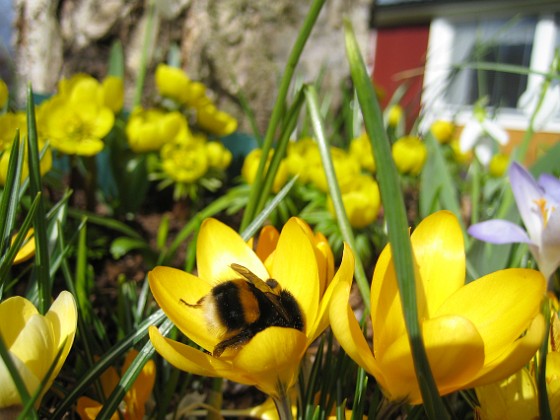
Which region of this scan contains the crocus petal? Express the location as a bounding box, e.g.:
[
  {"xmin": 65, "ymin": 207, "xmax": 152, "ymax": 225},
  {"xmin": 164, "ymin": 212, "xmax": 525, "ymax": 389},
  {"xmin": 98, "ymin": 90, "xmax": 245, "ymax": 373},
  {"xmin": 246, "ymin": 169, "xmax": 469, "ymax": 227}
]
[
  {"xmin": 379, "ymin": 314, "xmax": 485, "ymax": 404},
  {"xmin": 466, "ymin": 313, "xmax": 545, "ymax": 388},
  {"xmin": 539, "ymin": 173, "xmax": 560, "ymax": 203},
  {"xmin": 255, "ymin": 225, "xmax": 280, "ymax": 262},
  {"xmin": 0, "ymin": 353, "xmax": 41, "ymax": 408},
  {"xmin": 76, "ymin": 396, "xmax": 108, "ymax": 420},
  {"xmin": 329, "ymin": 282, "xmax": 386, "ymax": 383},
  {"xmin": 546, "ymin": 351, "xmax": 560, "ymax": 417},
  {"xmin": 271, "ymin": 218, "xmax": 320, "ymax": 332},
  {"xmin": 45, "ymin": 291, "xmax": 78, "ymax": 377},
  {"xmin": 434, "ymin": 268, "xmax": 545, "ymax": 362},
  {"xmin": 233, "ymin": 327, "xmax": 307, "ymax": 398},
  {"xmin": 467, "ymin": 219, "xmax": 533, "ymax": 244},
  {"xmin": 10, "ymin": 314, "xmax": 56, "ymax": 380},
  {"xmin": 148, "ymin": 266, "xmax": 216, "ymax": 351},
  {"xmin": 196, "ymin": 218, "xmax": 269, "ymax": 284},
  {"xmin": 307, "ymin": 243, "xmax": 354, "ymax": 344},
  {"xmin": 148, "ymin": 326, "xmax": 251, "ymax": 385},
  {"xmin": 475, "ymin": 366, "xmax": 538, "ymax": 420},
  {"xmin": 410, "ymin": 210, "xmax": 465, "ymax": 318},
  {"xmin": 509, "ymin": 162, "xmax": 545, "ymax": 242},
  {"xmin": 0, "ymin": 297, "xmax": 38, "ymax": 347}
]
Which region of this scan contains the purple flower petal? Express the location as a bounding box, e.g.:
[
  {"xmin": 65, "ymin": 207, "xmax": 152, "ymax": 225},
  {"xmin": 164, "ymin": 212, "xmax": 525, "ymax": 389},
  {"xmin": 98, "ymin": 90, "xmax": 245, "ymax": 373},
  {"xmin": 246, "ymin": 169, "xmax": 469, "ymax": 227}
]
[
  {"xmin": 509, "ymin": 162, "xmax": 545, "ymax": 241},
  {"xmin": 538, "ymin": 173, "xmax": 560, "ymax": 204},
  {"xmin": 468, "ymin": 219, "xmax": 533, "ymax": 244}
]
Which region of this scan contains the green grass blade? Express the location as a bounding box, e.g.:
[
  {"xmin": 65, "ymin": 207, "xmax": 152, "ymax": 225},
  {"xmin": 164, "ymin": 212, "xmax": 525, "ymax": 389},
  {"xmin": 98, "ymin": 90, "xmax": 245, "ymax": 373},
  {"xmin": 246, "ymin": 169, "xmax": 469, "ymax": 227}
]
[
  {"xmin": 344, "ymin": 19, "xmax": 448, "ymax": 418},
  {"xmin": 240, "ymin": 0, "xmax": 327, "ymax": 231},
  {"xmin": 26, "ymin": 85, "xmax": 50, "ymax": 314},
  {"xmin": 304, "ymin": 84, "xmax": 370, "ymax": 310},
  {"xmin": 108, "ymin": 40, "xmax": 125, "ymax": 78}
]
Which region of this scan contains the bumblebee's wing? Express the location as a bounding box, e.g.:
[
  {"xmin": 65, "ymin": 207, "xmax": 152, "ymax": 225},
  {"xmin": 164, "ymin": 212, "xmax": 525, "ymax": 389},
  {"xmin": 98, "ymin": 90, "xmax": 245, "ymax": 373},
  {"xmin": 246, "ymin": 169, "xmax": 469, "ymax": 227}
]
[{"xmin": 230, "ymin": 263, "xmax": 290, "ymax": 322}]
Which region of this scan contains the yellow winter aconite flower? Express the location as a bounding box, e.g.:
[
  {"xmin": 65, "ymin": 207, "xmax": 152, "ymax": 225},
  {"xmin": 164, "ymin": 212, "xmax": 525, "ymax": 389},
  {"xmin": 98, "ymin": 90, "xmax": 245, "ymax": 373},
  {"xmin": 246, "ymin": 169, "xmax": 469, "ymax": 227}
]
[
  {"xmin": 126, "ymin": 107, "xmax": 184, "ymax": 153},
  {"xmin": 285, "ymin": 137, "xmax": 320, "ymax": 183},
  {"xmin": 488, "ymin": 153, "xmax": 509, "ymax": 178},
  {"xmin": 161, "ymin": 136, "xmax": 209, "ymax": 183},
  {"xmin": 430, "ymin": 120, "xmax": 455, "ymax": 144},
  {"xmin": 392, "ymin": 135, "xmax": 427, "ymax": 175},
  {"xmin": 242, "ymin": 148, "xmax": 288, "ymax": 193},
  {"xmin": 309, "ymin": 147, "xmax": 358, "ymax": 193},
  {"xmin": 101, "ymin": 76, "xmax": 124, "ymax": 113},
  {"xmin": 76, "ymin": 350, "xmax": 156, "ymax": 420},
  {"xmin": 155, "ymin": 63, "xmax": 206, "ymax": 106},
  {"xmin": 0, "ymin": 113, "xmax": 52, "ymax": 186},
  {"xmin": 148, "ymin": 217, "xmax": 353, "ymax": 401},
  {"xmin": 196, "ymin": 103, "xmax": 238, "ymax": 137},
  {"xmin": 387, "ymin": 104, "xmax": 403, "ymax": 128},
  {"xmin": 0, "ymin": 291, "xmax": 77, "ymax": 408},
  {"xmin": 205, "ymin": 141, "xmax": 232, "ymax": 170},
  {"xmin": 450, "ymin": 137, "xmax": 472, "ymax": 165},
  {"xmin": 0, "ymin": 79, "xmax": 8, "ymax": 109},
  {"xmin": 328, "ymin": 174, "xmax": 381, "ymax": 229},
  {"xmin": 44, "ymin": 77, "xmax": 115, "ymax": 156},
  {"xmin": 349, "ymin": 132, "xmax": 376, "ymax": 173},
  {"xmin": 329, "ymin": 210, "xmax": 546, "ymax": 404}
]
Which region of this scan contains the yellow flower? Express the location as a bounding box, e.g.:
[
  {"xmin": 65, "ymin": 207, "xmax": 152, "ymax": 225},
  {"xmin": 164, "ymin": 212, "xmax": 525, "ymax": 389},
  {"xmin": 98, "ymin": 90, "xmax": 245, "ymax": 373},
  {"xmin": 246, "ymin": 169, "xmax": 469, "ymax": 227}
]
[
  {"xmin": 0, "ymin": 79, "xmax": 8, "ymax": 109},
  {"xmin": 155, "ymin": 63, "xmax": 206, "ymax": 106},
  {"xmin": 329, "ymin": 210, "xmax": 546, "ymax": 404},
  {"xmin": 101, "ymin": 76, "xmax": 124, "ymax": 113},
  {"xmin": 285, "ymin": 137, "xmax": 320, "ymax": 183},
  {"xmin": 328, "ymin": 174, "xmax": 381, "ymax": 229},
  {"xmin": 196, "ymin": 103, "xmax": 238, "ymax": 137},
  {"xmin": 309, "ymin": 147, "xmax": 358, "ymax": 193},
  {"xmin": 126, "ymin": 107, "xmax": 184, "ymax": 153},
  {"xmin": 488, "ymin": 153, "xmax": 509, "ymax": 178},
  {"xmin": 148, "ymin": 217, "xmax": 353, "ymax": 400},
  {"xmin": 0, "ymin": 291, "xmax": 77, "ymax": 408},
  {"xmin": 76, "ymin": 350, "xmax": 156, "ymax": 420},
  {"xmin": 386, "ymin": 104, "xmax": 403, "ymax": 128},
  {"xmin": 160, "ymin": 136, "xmax": 209, "ymax": 183},
  {"xmin": 44, "ymin": 78, "xmax": 115, "ymax": 156},
  {"xmin": 450, "ymin": 137, "xmax": 472, "ymax": 165},
  {"xmin": 242, "ymin": 148, "xmax": 288, "ymax": 193},
  {"xmin": 349, "ymin": 132, "xmax": 376, "ymax": 173},
  {"xmin": 205, "ymin": 141, "xmax": 232, "ymax": 170},
  {"xmin": 0, "ymin": 112, "xmax": 52, "ymax": 185},
  {"xmin": 392, "ymin": 135, "xmax": 427, "ymax": 175},
  {"xmin": 430, "ymin": 120, "xmax": 455, "ymax": 144},
  {"xmin": 11, "ymin": 229, "xmax": 35, "ymax": 265}
]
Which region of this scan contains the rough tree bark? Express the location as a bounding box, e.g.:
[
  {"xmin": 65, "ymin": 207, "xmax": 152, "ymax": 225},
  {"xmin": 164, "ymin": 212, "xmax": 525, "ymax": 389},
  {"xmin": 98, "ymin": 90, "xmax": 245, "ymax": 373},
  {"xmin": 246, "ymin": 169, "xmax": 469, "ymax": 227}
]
[{"xmin": 13, "ymin": 0, "xmax": 372, "ymax": 133}]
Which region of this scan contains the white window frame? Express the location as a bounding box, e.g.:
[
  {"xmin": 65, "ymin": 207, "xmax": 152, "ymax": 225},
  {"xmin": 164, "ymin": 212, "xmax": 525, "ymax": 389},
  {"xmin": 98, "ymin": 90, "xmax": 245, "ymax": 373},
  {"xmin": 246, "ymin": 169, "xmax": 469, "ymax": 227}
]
[{"xmin": 422, "ymin": 13, "xmax": 560, "ymax": 132}]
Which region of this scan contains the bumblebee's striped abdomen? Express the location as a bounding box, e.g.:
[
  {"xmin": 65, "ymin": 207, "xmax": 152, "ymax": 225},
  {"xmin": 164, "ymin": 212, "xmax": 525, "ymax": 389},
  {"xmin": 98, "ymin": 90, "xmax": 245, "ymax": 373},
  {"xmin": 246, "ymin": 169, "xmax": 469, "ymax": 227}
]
[{"xmin": 209, "ymin": 280, "xmax": 260, "ymax": 332}]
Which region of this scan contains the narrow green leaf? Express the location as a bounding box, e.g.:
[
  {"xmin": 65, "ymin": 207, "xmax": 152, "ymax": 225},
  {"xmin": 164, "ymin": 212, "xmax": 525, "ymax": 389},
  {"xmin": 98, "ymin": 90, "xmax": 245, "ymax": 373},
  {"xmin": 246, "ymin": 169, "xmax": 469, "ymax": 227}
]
[
  {"xmin": 304, "ymin": 85, "xmax": 370, "ymax": 309},
  {"xmin": 26, "ymin": 85, "xmax": 50, "ymax": 314},
  {"xmin": 344, "ymin": 20, "xmax": 448, "ymax": 418},
  {"xmin": 240, "ymin": 0, "xmax": 327, "ymax": 231},
  {"xmin": 107, "ymin": 40, "xmax": 125, "ymax": 78}
]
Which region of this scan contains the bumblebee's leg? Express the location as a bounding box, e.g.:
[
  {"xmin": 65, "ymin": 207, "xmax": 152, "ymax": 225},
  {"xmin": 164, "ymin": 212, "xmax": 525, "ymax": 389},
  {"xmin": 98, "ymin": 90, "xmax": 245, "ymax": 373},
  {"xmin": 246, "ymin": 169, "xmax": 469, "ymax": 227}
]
[
  {"xmin": 180, "ymin": 297, "xmax": 203, "ymax": 307},
  {"xmin": 213, "ymin": 329, "xmax": 257, "ymax": 357}
]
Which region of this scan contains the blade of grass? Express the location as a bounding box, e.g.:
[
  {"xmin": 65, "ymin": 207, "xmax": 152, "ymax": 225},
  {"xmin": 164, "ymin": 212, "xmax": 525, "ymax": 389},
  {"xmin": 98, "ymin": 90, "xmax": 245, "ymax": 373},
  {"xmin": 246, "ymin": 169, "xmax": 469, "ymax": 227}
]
[
  {"xmin": 240, "ymin": 0, "xmax": 327, "ymax": 231},
  {"xmin": 26, "ymin": 85, "xmax": 50, "ymax": 314},
  {"xmin": 304, "ymin": 85, "xmax": 370, "ymax": 309},
  {"xmin": 344, "ymin": 19, "xmax": 448, "ymax": 418}
]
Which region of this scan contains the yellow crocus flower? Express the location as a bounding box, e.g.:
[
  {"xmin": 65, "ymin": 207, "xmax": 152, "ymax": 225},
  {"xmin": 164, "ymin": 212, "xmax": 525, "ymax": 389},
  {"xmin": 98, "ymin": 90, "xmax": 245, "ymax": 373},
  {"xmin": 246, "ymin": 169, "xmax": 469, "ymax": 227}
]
[
  {"xmin": 330, "ymin": 210, "xmax": 546, "ymax": 404},
  {"xmin": 148, "ymin": 217, "xmax": 353, "ymax": 403},
  {"xmin": 0, "ymin": 292, "xmax": 77, "ymax": 409}
]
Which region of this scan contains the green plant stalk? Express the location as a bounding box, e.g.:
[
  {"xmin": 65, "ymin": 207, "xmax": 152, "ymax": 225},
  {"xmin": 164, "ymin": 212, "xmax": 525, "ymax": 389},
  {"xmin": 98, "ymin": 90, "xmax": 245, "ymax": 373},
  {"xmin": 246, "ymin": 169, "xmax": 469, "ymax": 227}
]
[
  {"xmin": 97, "ymin": 318, "xmax": 174, "ymax": 420},
  {"xmin": 344, "ymin": 20, "xmax": 448, "ymax": 418},
  {"xmin": 26, "ymin": 85, "xmax": 50, "ymax": 314},
  {"xmin": 240, "ymin": 0, "xmax": 327, "ymax": 231},
  {"xmin": 304, "ymin": 85, "xmax": 370, "ymax": 309},
  {"xmin": 133, "ymin": 0, "xmax": 156, "ymax": 108},
  {"xmin": 470, "ymin": 159, "xmax": 481, "ymax": 226}
]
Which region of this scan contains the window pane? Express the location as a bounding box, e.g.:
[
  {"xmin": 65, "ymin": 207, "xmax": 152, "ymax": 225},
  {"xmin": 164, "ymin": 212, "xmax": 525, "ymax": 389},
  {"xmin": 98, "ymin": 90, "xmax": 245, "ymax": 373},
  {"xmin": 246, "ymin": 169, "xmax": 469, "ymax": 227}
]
[{"xmin": 446, "ymin": 16, "xmax": 537, "ymax": 109}]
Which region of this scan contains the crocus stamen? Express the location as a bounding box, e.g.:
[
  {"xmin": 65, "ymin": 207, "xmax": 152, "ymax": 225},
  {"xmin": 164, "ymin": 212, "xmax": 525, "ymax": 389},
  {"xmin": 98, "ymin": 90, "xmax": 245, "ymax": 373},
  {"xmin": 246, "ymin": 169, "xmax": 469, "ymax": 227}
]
[{"xmin": 533, "ymin": 198, "xmax": 549, "ymax": 226}]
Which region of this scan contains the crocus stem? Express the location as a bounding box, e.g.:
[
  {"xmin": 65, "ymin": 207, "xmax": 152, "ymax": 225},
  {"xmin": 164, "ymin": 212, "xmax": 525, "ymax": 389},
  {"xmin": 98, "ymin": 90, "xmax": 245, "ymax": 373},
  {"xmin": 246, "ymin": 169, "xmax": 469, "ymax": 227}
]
[{"xmin": 273, "ymin": 390, "xmax": 293, "ymax": 420}]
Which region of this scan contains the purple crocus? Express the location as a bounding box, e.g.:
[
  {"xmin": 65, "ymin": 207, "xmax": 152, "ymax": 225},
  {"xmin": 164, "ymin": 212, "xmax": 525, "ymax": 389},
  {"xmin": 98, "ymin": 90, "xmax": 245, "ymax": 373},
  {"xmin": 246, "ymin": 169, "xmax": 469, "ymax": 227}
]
[{"xmin": 468, "ymin": 162, "xmax": 560, "ymax": 287}]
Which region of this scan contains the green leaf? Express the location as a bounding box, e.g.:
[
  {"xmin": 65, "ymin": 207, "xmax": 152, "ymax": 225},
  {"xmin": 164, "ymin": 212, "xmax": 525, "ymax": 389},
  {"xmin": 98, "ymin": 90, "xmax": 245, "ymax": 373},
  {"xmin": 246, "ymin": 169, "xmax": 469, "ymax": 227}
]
[
  {"xmin": 344, "ymin": 19, "xmax": 448, "ymax": 419},
  {"xmin": 110, "ymin": 236, "xmax": 152, "ymax": 259}
]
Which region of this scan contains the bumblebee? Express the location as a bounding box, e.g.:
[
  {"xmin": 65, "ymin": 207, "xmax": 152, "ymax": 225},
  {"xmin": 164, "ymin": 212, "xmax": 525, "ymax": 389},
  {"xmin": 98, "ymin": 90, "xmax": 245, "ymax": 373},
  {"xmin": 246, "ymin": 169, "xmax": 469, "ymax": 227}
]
[{"xmin": 181, "ymin": 263, "xmax": 304, "ymax": 357}]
